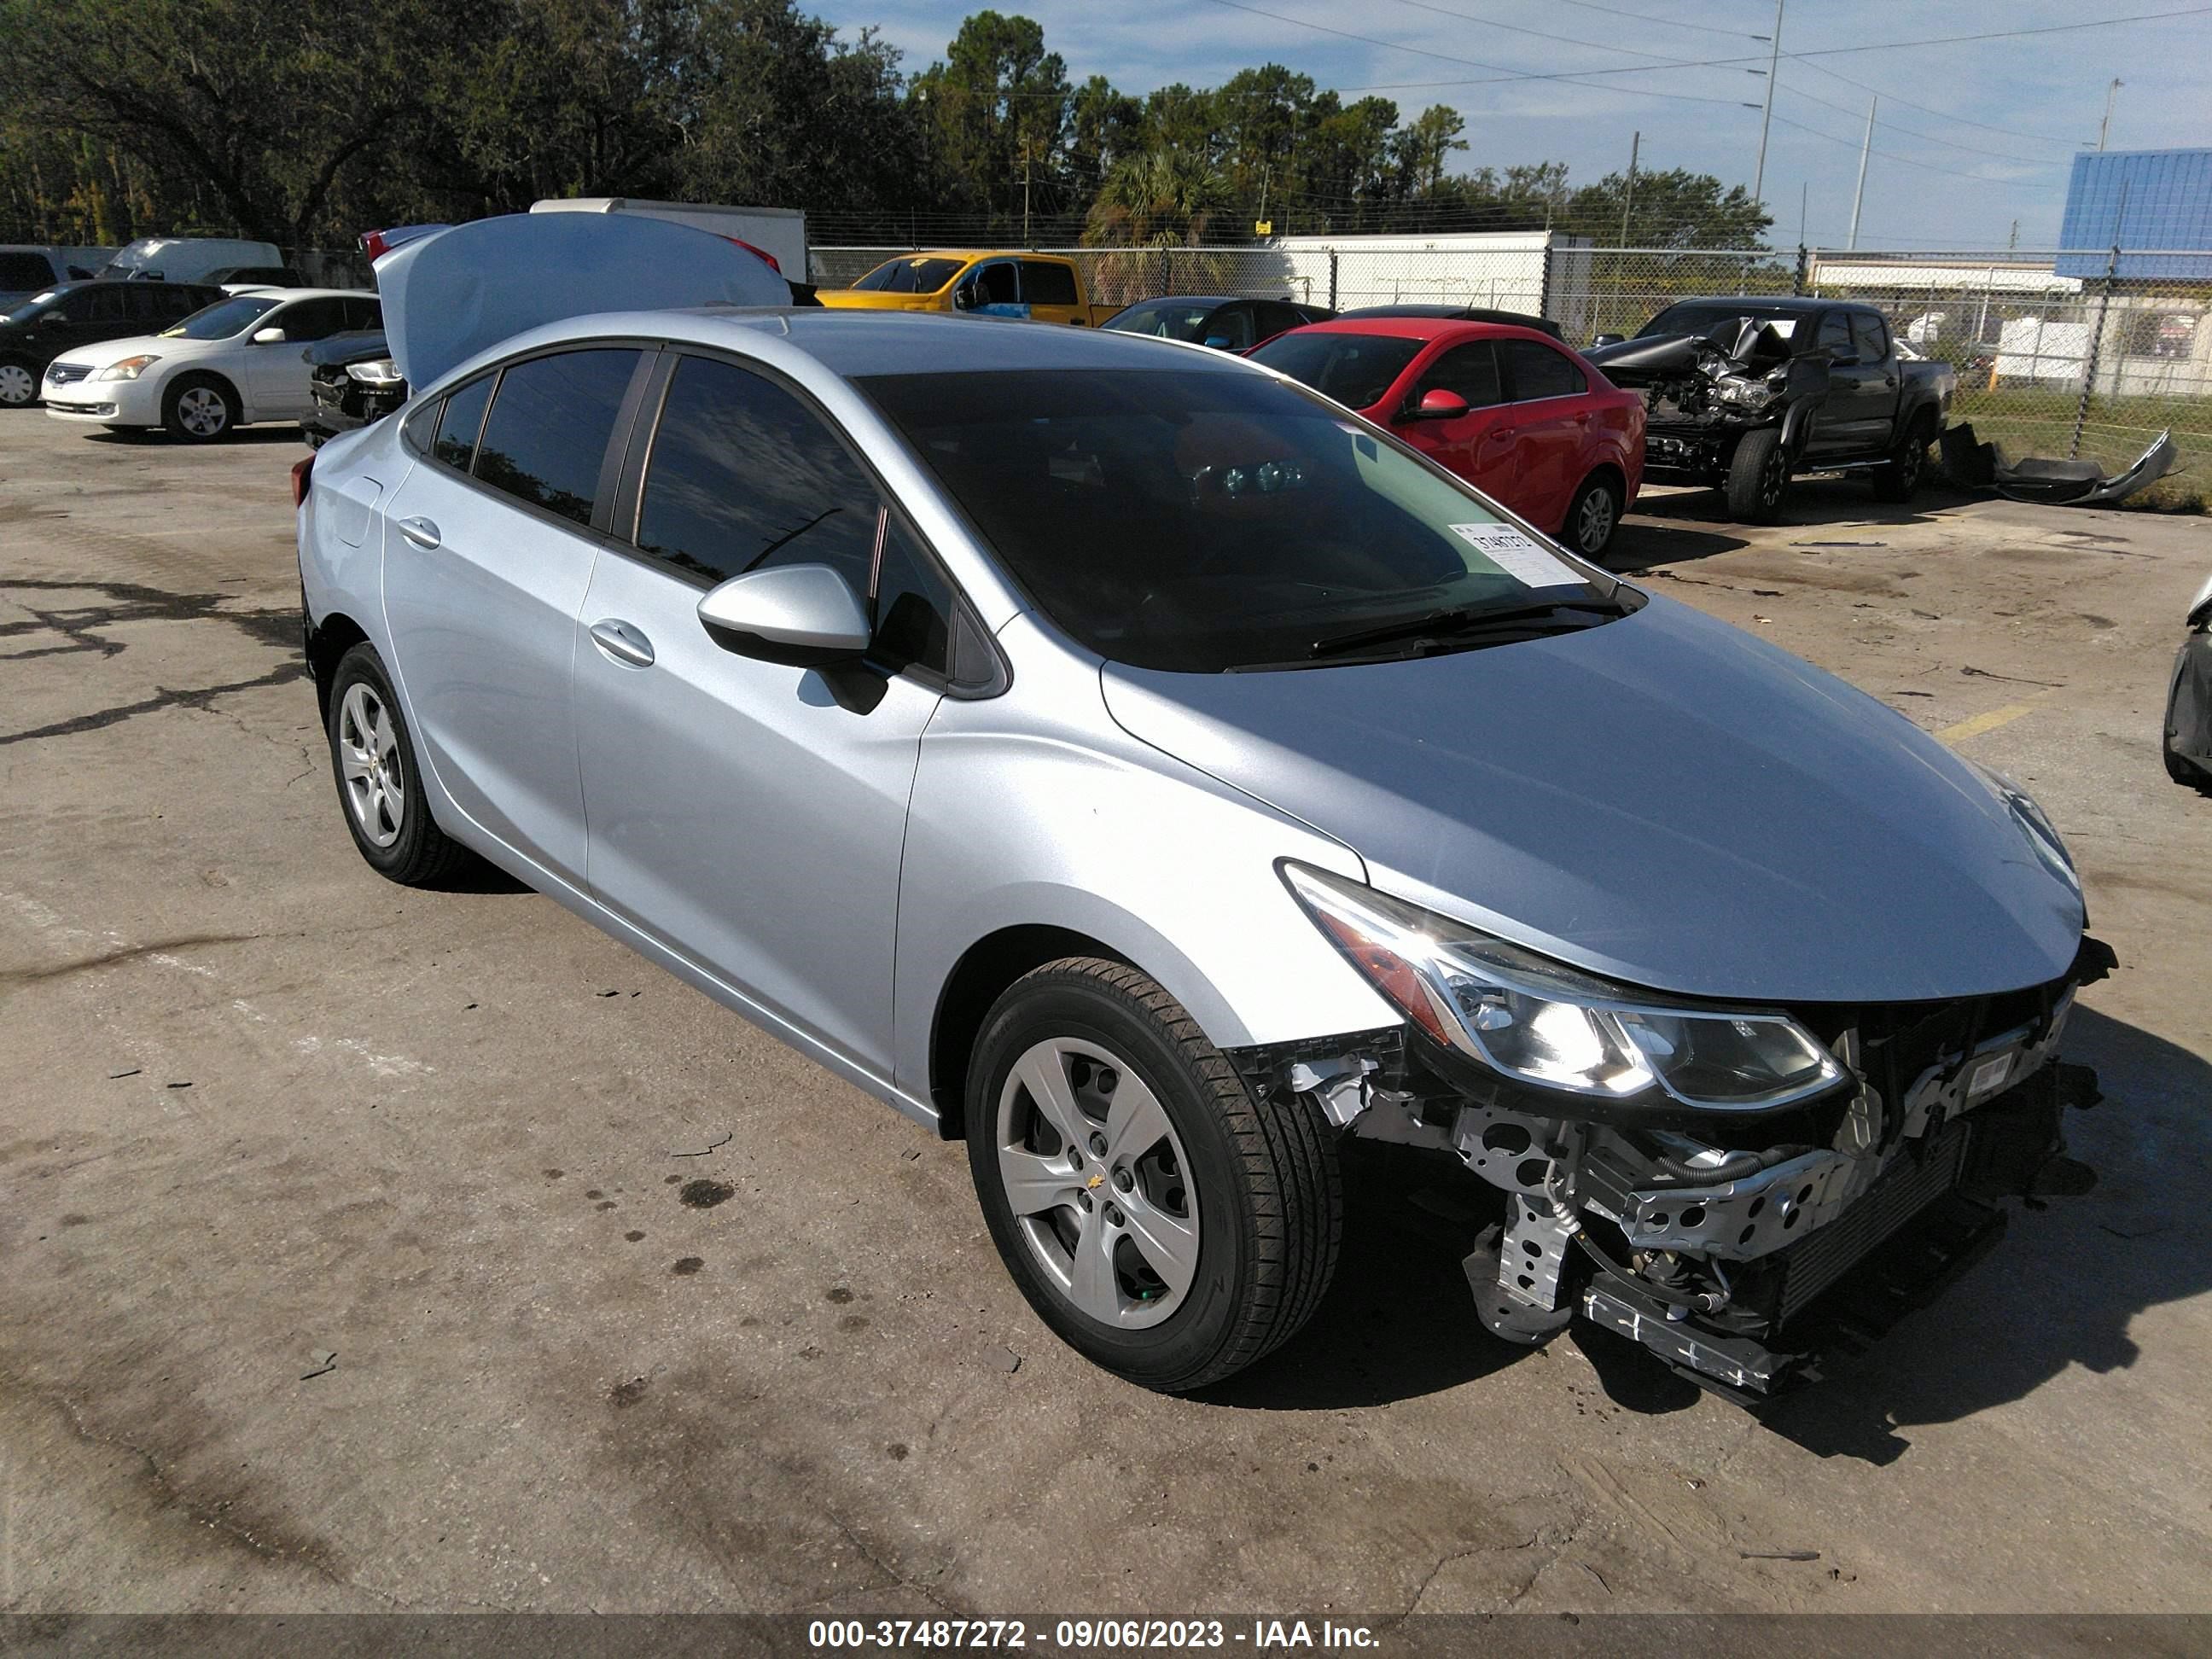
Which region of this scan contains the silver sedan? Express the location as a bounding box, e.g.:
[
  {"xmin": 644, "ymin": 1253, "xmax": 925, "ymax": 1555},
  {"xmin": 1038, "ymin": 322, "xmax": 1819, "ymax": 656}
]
[{"xmin": 296, "ymin": 216, "xmax": 2107, "ymax": 1398}]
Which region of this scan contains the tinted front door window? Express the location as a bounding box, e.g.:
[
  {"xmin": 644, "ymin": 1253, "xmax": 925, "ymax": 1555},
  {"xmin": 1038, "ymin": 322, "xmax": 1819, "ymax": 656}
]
[
  {"xmin": 1418, "ymin": 342, "xmax": 1503, "ymax": 407},
  {"xmin": 636, "ymin": 354, "xmax": 880, "ymax": 591},
  {"xmin": 474, "ymin": 349, "xmax": 643, "ymax": 527}
]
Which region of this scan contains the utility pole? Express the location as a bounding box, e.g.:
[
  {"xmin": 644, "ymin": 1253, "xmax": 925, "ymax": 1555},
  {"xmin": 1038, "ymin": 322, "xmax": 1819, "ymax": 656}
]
[
  {"xmin": 1751, "ymin": 0, "xmax": 1785, "ymax": 205},
  {"xmin": 1798, "ymin": 180, "xmax": 1807, "ymax": 247},
  {"xmin": 1620, "ymin": 131, "xmax": 1639, "ymax": 247},
  {"xmin": 1022, "ymin": 140, "xmax": 1033, "ymax": 247},
  {"xmin": 2098, "ymin": 78, "xmax": 2122, "ymax": 150},
  {"xmin": 1848, "ymin": 96, "xmax": 1875, "ymax": 250}
]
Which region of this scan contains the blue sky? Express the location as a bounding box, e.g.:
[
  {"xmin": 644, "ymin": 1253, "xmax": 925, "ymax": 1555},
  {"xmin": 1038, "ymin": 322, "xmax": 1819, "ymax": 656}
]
[{"xmin": 804, "ymin": 0, "xmax": 2212, "ymax": 248}]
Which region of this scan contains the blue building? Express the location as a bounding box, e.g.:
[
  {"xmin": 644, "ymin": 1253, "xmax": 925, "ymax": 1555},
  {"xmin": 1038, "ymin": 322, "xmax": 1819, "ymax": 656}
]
[{"xmin": 2057, "ymin": 149, "xmax": 2212, "ymax": 279}]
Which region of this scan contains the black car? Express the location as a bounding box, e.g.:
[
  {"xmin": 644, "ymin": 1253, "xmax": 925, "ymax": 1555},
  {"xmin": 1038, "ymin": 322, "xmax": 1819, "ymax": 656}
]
[
  {"xmin": 0, "ymin": 278, "xmax": 224, "ymax": 407},
  {"xmin": 303, "ymin": 329, "xmax": 405, "ymax": 447},
  {"xmin": 1101, "ymin": 294, "xmax": 1333, "ymax": 351},
  {"xmin": 1334, "ymin": 303, "xmax": 1564, "ymax": 341}
]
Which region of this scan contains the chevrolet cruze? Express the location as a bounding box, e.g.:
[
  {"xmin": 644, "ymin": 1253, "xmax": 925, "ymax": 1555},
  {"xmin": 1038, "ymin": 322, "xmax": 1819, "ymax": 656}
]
[{"xmin": 297, "ymin": 216, "xmax": 2110, "ymax": 1396}]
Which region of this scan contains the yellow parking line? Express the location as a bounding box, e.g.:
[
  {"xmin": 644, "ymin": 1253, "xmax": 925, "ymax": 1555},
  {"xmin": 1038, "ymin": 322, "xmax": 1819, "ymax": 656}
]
[{"xmin": 1936, "ymin": 701, "xmax": 2040, "ymax": 744}]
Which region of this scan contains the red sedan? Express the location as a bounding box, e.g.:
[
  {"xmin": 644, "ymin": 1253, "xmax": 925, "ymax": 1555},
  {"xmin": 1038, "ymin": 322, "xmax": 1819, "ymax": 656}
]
[{"xmin": 1249, "ymin": 317, "xmax": 1644, "ymax": 557}]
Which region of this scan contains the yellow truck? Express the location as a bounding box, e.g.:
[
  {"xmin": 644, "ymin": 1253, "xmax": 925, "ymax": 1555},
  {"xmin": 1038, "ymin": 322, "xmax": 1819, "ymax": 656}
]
[{"xmin": 818, "ymin": 250, "xmax": 1117, "ymax": 326}]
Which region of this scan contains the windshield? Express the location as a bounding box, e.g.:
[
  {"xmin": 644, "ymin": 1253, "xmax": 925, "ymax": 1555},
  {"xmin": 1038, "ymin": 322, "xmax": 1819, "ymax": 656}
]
[
  {"xmin": 5, "ymin": 290, "xmax": 61, "ymax": 322},
  {"xmin": 1248, "ymin": 331, "xmax": 1424, "ymax": 411},
  {"xmin": 1639, "ymin": 302, "xmax": 1801, "ymax": 341},
  {"xmin": 851, "ymin": 256, "xmax": 966, "ymax": 294},
  {"xmin": 160, "ymin": 295, "xmax": 281, "ymax": 340},
  {"xmin": 1103, "ymin": 302, "xmax": 1220, "ymax": 342},
  {"xmin": 860, "ymin": 368, "xmax": 1614, "ymax": 673}
]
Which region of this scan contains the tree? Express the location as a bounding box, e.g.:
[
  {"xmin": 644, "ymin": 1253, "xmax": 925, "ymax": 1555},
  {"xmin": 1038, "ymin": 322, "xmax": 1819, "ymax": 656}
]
[
  {"xmin": 1083, "ymin": 148, "xmax": 1227, "ymax": 247},
  {"xmin": 1562, "ymin": 166, "xmax": 1773, "ymax": 249},
  {"xmin": 910, "ymin": 12, "xmax": 1069, "ymax": 230}
]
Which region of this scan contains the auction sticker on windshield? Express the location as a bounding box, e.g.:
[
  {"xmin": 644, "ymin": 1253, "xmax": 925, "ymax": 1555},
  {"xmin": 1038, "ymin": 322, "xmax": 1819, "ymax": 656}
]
[{"xmin": 1448, "ymin": 522, "xmax": 1580, "ymax": 588}]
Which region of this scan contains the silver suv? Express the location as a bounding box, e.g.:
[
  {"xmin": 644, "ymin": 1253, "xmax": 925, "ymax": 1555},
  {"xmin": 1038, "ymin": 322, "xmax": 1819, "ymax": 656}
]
[{"xmin": 297, "ymin": 216, "xmax": 2107, "ymax": 1398}]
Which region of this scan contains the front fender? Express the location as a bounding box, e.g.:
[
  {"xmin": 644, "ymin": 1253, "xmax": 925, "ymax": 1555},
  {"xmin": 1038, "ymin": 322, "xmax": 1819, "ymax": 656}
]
[{"xmin": 891, "ymin": 624, "xmax": 1400, "ymax": 1103}]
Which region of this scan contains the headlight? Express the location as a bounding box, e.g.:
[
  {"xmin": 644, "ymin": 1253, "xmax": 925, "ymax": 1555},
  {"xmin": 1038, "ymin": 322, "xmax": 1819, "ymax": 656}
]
[
  {"xmin": 97, "ymin": 354, "xmax": 160, "ymax": 381},
  {"xmin": 344, "ymin": 358, "xmax": 404, "ymax": 386},
  {"xmin": 1280, "ymin": 862, "xmax": 1845, "ymax": 1111},
  {"xmin": 1713, "ymin": 375, "xmax": 1779, "ymax": 410}
]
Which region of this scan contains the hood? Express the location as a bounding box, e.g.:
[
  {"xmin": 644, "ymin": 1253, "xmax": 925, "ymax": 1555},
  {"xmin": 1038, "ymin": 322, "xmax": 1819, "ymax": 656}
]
[
  {"xmin": 1100, "ymin": 596, "xmax": 2085, "ymax": 1004},
  {"xmin": 372, "ymin": 212, "xmax": 789, "ymax": 388},
  {"xmin": 44, "ymin": 332, "xmax": 172, "ymax": 370},
  {"xmin": 1584, "ymin": 331, "xmax": 1703, "ymax": 385}
]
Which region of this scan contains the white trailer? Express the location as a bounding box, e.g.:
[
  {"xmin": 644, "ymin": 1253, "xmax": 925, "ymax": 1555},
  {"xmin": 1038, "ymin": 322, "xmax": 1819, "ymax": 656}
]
[{"xmin": 529, "ymin": 198, "xmax": 808, "ymax": 280}]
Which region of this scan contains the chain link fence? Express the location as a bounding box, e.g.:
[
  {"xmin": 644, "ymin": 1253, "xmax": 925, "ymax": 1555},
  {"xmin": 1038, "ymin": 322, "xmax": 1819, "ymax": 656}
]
[{"xmin": 815, "ymin": 242, "xmax": 2209, "ymax": 507}]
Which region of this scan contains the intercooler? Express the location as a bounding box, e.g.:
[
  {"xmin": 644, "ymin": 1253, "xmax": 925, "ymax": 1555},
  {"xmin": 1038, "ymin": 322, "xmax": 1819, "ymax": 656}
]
[{"xmin": 1774, "ymin": 1118, "xmax": 1970, "ymax": 1323}]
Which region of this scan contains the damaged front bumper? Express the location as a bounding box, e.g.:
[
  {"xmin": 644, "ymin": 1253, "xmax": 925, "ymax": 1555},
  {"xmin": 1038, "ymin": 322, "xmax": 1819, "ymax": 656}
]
[{"xmin": 1240, "ymin": 938, "xmax": 2116, "ymax": 1402}]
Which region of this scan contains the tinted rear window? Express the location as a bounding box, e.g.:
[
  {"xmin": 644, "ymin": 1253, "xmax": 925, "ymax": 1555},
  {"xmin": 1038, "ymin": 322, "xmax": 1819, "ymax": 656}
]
[
  {"xmin": 853, "ymin": 257, "xmax": 964, "ymax": 294},
  {"xmin": 1248, "ymin": 332, "xmax": 1423, "ymax": 411},
  {"xmin": 474, "ymin": 349, "xmax": 641, "ymax": 527}
]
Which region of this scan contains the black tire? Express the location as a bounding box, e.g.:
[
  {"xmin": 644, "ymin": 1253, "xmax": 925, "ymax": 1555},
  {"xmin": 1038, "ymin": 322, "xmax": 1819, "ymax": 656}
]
[
  {"xmin": 324, "ymin": 643, "xmax": 471, "ymax": 886},
  {"xmin": 1561, "ymin": 470, "xmax": 1625, "ymax": 558},
  {"xmin": 162, "ymin": 373, "xmax": 238, "ymax": 443},
  {"xmin": 0, "ymin": 357, "xmax": 38, "ymax": 408},
  {"xmin": 966, "ymin": 958, "xmax": 1342, "ymax": 1392},
  {"xmin": 1723, "ymin": 426, "xmax": 1790, "ymax": 522},
  {"xmin": 1871, "ymin": 418, "xmax": 1932, "ymax": 502}
]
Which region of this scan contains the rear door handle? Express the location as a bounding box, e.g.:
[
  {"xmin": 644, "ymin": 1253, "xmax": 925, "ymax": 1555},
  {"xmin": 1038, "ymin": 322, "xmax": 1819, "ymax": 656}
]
[
  {"xmin": 589, "ymin": 618, "xmax": 655, "ymax": 668},
  {"xmin": 395, "ymin": 515, "xmax": 440, "ymax": 550}
]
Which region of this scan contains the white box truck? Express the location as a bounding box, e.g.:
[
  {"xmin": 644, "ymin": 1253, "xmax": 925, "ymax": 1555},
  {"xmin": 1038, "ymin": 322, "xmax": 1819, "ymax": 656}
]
[{"xmin": 529, "ymin": 198, "xmax": 807, "ymax": 282}]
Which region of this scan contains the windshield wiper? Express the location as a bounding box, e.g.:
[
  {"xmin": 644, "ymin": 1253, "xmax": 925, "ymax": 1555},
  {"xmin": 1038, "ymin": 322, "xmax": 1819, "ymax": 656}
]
[{"xmin": 1307, "ymin": 596, "xmax": 1630, "ymax": 660}]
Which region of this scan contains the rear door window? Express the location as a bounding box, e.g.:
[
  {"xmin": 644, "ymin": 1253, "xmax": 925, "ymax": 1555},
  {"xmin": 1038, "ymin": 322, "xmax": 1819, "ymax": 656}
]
[
  {"xmin": 1498, "ymin": 339, "xmax": 1586, "ymax": 401},
  {"xmin": 473, "ymin": 349, "xmax": 643, "ymax": 527},
  {"xmin": 1018, "ymin": 260, "xmax": 1080, "ymax": 307}
]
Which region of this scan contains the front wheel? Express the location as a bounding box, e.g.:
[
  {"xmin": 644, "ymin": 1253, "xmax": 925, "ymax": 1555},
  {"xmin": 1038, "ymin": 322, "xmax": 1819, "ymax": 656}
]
[
  {"xmin": 966, "ymin": 958, "xmax": 1342, "ymax": 1392},
  {"xmin": 163, "ymin": 374, "xmax": 237, "ymax": 442},
  {"xmin": 1871, "ymin": 422, "xmax": 1931, "ymax": 501},
  {"xmin": 1724, "ymin": 426, "xmax": 1790, "ymax": 522},
  {"xmin": 1561, "ymin": 471, "xmax": 1625, "ymax": 558}
]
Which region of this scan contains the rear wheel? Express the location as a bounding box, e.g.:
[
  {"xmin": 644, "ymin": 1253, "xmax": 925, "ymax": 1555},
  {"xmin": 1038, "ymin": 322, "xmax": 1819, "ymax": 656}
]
[
  {"xmin": 966, "ymin": 958, "xmax": 1341, "ymax": 1392},
  {"xmin": 325, "ymin": 643, "xmax": 471, "ymax": 886},
  {"xmin": 1871, "ymin": 420, "xmax": 1931, "ymax": 501},
  {"xmin": 163, "ymin": 374, "xmax": 236, "ymax": 442},
  {"xmin": 1561, "ymin": 471, "xmax": 1624, "ymax": 558},
  {"xmin": 1724, "ymin": 427, "xmax": 1790, "ymax": 522},
  {"xmin": 0, "ymin": 358, "xmax": 38, "ymax": 407}
]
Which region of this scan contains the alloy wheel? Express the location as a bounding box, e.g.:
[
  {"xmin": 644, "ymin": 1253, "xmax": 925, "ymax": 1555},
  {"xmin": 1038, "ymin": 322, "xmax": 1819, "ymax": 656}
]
[
  {"xmin": 177, "ymin": 386, "xmax": 229, "ymax": 437},
  {"xmin": 0, "ymin": 364, "xmax": 34, "ymax": 406},
  {"xmin": 1575, "ymin": 486, "xmax": 1616, "ymax": 554},
  {"xmin": 337, "ymin": 682, "xmax": 405, "ymax": 849},
  {"xmin": 993, "ymin": 1036, "xmax": 1202, "ymax": 1330},
  {"xmin": 1761, "ymin": 445, "xmax": 1787, "ymax": 509}
]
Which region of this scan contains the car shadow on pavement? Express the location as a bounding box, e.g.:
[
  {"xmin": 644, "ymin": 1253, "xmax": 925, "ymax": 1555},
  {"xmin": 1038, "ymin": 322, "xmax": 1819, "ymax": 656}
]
[
  {"xmin": 1706, "ymin": 1005, "xmax": 2205, "ymax": 1463},
  {"xmin": 82, "ymin": 426, "xmax": 308, "ymax": 446},
  {"xmin": 1208, "ymin": 1006, "xmax": 2209, "ymax": 1441}
]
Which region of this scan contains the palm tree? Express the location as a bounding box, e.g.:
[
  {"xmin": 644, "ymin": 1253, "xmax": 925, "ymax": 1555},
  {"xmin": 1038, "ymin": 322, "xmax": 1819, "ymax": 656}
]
[{"xmin": 1083, "ymin": 148, "xmax": 1228, "ymax": 247}]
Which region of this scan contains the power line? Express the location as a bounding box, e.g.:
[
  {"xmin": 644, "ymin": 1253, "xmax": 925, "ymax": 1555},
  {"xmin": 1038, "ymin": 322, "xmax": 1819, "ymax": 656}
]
[
  {"xmin": 1781, "ymin": 55, "xmax": 2087, "ymax": 148},
  {"xmin": 1763, "ymin": 111, "xmax": 2057, "ymax": 189},
  {"xmin": 1539, "ymin": 0, "xmax": 1773, "ymax": 38},
  {"xmin": 1777, "ymin": 76, "xmax": 2065, "ymax": 166},
  {"xmin": 1372, "ymin": 0, "xmax": 1755, "ymax": 65}
]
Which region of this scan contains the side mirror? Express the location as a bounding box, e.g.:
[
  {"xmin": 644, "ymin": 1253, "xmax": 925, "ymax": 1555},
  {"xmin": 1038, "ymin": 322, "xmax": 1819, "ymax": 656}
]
[
  {"xmin": 1592, "ymin": 332, "xmax": 1625, "ymax": 348},
  {"xmin": 1405, "ymin": 388, "xmax": 1470, "ymax": 422},
  {"xmin": 253, "ymin": 326, "xmax": 288, "ymax": 344},
  {"xmin": 1828, "ymin": 351, "xmax": 1859, "ymax": 367},
  {"xmin": 696, "ymin": 564, "xmax": 870, "ymax": 664}
]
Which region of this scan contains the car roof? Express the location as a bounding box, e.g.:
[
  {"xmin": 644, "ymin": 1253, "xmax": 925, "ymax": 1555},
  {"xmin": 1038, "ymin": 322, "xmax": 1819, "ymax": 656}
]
[
  {"xmin": 465, "ymin": 307, "xmax": 1262, "ymax": 386},
  {"xmin": 1285, "ymin": 316, "xmax": 1569, "ymax": 346},
  {"xmin": 1117, "ymin": 295, "xmax": 1243, "ymax": 308},
  {"xmin": 249, "ymin": 287, "xmax": 375, "ymax": 301},
  {"xmin": 1655, "ymin": 295, "xmax": 1838, "ymax": 315}
]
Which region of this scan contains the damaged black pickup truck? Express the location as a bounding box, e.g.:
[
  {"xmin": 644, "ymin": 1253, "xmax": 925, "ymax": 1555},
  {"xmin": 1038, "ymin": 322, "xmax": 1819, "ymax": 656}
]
[{"xmin": 1588, "ymin": 297, "xmax": 1954, "ymax": 522}]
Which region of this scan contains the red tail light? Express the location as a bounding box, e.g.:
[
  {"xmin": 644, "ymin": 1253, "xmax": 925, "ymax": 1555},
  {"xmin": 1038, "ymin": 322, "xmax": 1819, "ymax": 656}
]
[{"xmin": 291, "ymin": 454, "xmax": 314, "ymax": 509}]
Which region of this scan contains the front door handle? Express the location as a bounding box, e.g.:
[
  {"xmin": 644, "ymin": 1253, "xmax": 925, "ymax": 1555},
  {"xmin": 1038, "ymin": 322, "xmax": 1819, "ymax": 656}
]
[
  {"xmin": 396, "ymin": 515, "xmax": 440, "ymax": 550},
  {"xmin": 589, "ymin": 618, "xmax": 655, "ymax": 668}
]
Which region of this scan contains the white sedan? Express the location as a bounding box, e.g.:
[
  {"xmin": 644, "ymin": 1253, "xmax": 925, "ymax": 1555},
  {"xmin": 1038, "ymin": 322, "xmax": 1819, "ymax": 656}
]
[{"xmin": 42, "ymin": 288, "xmax": 380, "ymax": 441}]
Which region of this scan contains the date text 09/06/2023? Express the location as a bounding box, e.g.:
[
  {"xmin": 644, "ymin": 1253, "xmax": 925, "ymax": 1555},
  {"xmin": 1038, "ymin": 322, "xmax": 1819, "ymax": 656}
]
[{"xmin": 806, "ymin": 1620, "xmax": 1382, "ymax": 1650}]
